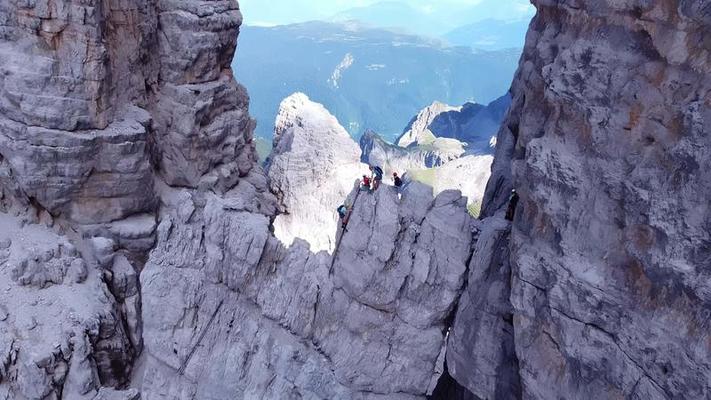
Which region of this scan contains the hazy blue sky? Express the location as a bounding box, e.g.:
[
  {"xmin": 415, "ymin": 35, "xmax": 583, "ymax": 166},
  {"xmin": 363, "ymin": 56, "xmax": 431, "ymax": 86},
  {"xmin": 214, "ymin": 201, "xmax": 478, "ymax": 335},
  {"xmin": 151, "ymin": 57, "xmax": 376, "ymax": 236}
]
[{"xmin": 238, "ymin": 0, "xmax": 535, "ymax": 29}]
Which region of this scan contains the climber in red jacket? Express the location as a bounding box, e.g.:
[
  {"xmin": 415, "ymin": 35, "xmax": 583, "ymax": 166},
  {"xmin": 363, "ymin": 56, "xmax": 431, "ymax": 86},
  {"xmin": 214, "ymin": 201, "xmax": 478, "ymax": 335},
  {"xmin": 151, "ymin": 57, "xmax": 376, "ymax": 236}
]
[{"xmin": 361, "ymin": 175, "xmax": 372, "ymax": 191}]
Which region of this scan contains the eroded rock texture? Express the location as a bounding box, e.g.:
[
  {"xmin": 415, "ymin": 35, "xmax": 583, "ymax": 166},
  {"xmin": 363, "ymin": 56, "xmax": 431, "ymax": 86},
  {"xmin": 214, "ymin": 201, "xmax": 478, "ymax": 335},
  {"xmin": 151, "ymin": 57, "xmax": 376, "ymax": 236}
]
[
  {"xmin": 0, "ymin": 0, "xmax": 263, "ymax": 398},
  {"xmin": 0, "ymin": 1, "xmax": 476, "ymax": 399},
  {"xmin": 360, "ymin": 130, "xmax": 466, "ymax": 174},
  {"xmin": 396, "ymin": 97, "xmax": 510, "ymax": 154},
  {"xmin": 448, "ymin": 1, "xmax": 711, "ymax": 399},
  {"xmin": 266, "ymin": 93, "xmax": 369, "ymax": 253},
  {"xmin": 140, "ymin": 182, "xmax": 472, "ymax": 399},
  {"xmin": 360, "ymin": 98, "xmax": 506, "ymax": 210},
  {"xmin": 4, "ymin": 0, "xmax": 710, "ymax": 399}
]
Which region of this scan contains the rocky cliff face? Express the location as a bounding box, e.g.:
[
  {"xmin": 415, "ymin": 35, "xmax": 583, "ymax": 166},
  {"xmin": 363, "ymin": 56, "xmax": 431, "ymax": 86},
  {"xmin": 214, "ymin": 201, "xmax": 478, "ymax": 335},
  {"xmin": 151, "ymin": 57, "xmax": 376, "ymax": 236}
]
[
  {"xmin": 446, "ymin": 1, "xmax": 711, "ymax": 399},
  {"xmin": 266, "ymin": 93, "xmax": 369, "ymax": 253},
  {"xmin": 140, "ymin": 181, "xmax": 473, "ymax": 399},
  {"xmin": 360, "ymin": 96, "xmax": 509, "ymax": 210},
  {"xmin": 0, "ymin": 0, "xmax": 263, "ymax": 398},
  {"xmin": 3, "ymin": 0, "xmax": 711, "ymax": 399},
  {"xmin": 397, "ymin": 96, "xmax": 510, "ymax": 153},
  {"xmin": 0, "ymin": 1, "xmax": 476, "ymax": 399},
  {"xmin": 360, "ymin": 130, "xmax": 466, "ymax": 174}
]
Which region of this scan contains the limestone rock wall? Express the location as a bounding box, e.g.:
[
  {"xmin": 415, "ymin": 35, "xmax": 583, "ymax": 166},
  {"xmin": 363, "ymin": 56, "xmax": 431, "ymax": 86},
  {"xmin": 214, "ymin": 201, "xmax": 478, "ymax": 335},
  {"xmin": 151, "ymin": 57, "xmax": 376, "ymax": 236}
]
[
  {"xmin": 4, "ymin": 0, "xmax": 710, "ymax": 399},
  {"xmin": 0, "ymin": 0, "xmax": 157, "ymax": 224},
  {"xmin": 360, "ymin": 130, "xmax": 466, "ymax": 174},
  {"xmin": 0, "ymin": 0, "xmax": 264, "ymax": 398},
  {"xmin": 139, "ymin": 182, "xmax": 473, "ymax": 399},
  {"xmin": 509, "ymin": 1, "xmax": 711, "ymax": 398},
  {"xmin": 152, "ymin": 0, "xmax": 256, "ymax": 188},
  {"xmin": 1, "ymin": 1, "xmax": 476, "ymax": 399},
  {"xmin": 448, "ymin": 1, "xmax": 711, "ymax": 399},
  {"xmin": 265, "ymin": 93, "xmax": 369, "ymax": 253}
]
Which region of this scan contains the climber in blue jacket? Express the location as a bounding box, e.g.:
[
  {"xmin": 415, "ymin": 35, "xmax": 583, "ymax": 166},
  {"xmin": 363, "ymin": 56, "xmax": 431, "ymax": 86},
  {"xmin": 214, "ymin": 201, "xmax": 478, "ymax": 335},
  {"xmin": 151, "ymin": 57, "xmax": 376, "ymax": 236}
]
[{"xmin": 337, "ymin": 204, "xmax": 350, "ymax": 230}]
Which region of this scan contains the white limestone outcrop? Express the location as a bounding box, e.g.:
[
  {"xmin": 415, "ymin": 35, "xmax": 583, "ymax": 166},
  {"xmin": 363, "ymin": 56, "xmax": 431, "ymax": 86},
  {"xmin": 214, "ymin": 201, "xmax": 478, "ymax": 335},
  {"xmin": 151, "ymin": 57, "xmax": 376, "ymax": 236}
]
[{"xmin": 266, "ymin": 93, "xmax": 369, "ymax": 253}]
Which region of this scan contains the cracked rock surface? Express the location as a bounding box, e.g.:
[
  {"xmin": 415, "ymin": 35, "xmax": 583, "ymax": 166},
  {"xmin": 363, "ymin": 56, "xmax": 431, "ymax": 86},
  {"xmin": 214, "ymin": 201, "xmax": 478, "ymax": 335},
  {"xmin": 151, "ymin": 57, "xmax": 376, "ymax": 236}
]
[
  {"xmin": 3, "ymin": 0, "xmax": 711, "ymax": 399},
  {"xmin": 266, "ymin": 93, "xmax": 370, "ymax": 253},
  {"xmin": 446, "ymin": 1, "xmax": 711, "ymax": 399},
  {"xmin": 140, "ymin": 181, "xmax": 473, "ymax": 399},
  {"xmin": 0, "ymin": 0, "xmax": 262, "ymax": 398},
  {"xmin": 0, "ymin": 0, "xmax": 475, "ymax": 398}
]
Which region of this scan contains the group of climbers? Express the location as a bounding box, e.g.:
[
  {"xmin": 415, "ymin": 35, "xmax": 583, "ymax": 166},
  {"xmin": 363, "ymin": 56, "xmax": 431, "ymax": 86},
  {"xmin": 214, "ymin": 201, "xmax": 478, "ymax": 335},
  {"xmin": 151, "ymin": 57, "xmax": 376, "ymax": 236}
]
[
  {"xmin": 360, "ymin": 166, "xmax": 403, "ymax": 192},
  {"xmin": 338, "ymin": 164, "xmax": 404, "ymax": 230},
  {"xmin": 361, "ymin": 165, "xmax": 384, "ymax": 191},
  {"xmin": 339, "ymin": 164, "xmax": 521, "ymax": 232}
]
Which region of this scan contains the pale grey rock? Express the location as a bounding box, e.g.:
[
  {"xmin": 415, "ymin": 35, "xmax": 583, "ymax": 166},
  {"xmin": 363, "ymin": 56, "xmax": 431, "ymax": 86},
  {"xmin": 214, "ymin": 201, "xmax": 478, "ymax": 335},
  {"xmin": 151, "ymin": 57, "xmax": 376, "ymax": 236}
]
[
  {"xmin": 361, "ymin": 102, "xmax": 499, "ymax": 210},
  {"xmin": 150, "ymin": 0, "xmax": 257, "ymax": 189},
  {"xmin": 360, "ymin": 129, "xmax": 465, "ymax": 174},
  {"xmin": 0, "ymin": 1, "xmax": 260, "ymax": 397},
  {"xmin": 156, "ymin": 0, "xmax": 242, "ymax": 86},
  {"xmin": 152, "ymin": 77, "xmax": 256, "ymax": 189},
  {"xmin": 408, "ymin": 155, "xmax": 494, "ymax": 208},
  {"xmin": 507, "ymin": 2, "xmax": 711, "ymax": 399},
  {"xmin": 398, "ymin": 102, "xmax": 463, "ymax": 148},
  {"xmin": 140, "ymin": 180, "xmax": 472, "ymax": 399},
  {"xmin": 69, "ymin": 258, "xmax": 89, "ymax": 284},
  {"xmin": 0, "ymin": 1, "xmax": 478, "ymax": 397},
  {"xmin": 6, "ymin": 237, "xmax": 87, "ymax": 289},
  {"xmin": 62, "ymin": 333, "xmax": 102, "ymax": 400},
  {"xmin": 446, "ymin": 1, "xmax": 711, "ymax": 399},
  {"xmin": 397, "ymin": 96, "xmax": 510, "ymax": 153},
  {"xmin": 79, "ymin": 214, "xmax": 158, "ymax": 255},
  {"xmin": 266, "ymin": 93, "xmax": 370, "ymax": 253},
  {"xmin": 110, "ymin": 255, "xmax": 143, "ymax": 354},
  {"xmin": 446, "ymin": 215, "xmax": 519, "ymax": 400},
  {"xmin": 89, "ymin": 237, "xmax": 116, "ymax": 270},
  {"xmin": 18, "ymin": 0, "xmax": 711, "ymax": 399},
  {"xmin": 0, "ymin": 213, "xmax": 134, "ymax": 399},
  {"xmin": 0, "ymin": 107, "xmax": 156, "ymax": 225}
]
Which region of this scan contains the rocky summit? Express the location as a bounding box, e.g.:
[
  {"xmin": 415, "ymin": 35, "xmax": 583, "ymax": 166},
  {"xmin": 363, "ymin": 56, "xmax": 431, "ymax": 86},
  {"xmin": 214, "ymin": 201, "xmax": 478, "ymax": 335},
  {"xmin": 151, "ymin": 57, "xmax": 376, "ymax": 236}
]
[
  {"xmin": 0, "ymin": 0, "xmax": 710, "ymax": 400},
  {"xmin": 266, "ymin": 93, "xmax": 370, "ymax": 253}
]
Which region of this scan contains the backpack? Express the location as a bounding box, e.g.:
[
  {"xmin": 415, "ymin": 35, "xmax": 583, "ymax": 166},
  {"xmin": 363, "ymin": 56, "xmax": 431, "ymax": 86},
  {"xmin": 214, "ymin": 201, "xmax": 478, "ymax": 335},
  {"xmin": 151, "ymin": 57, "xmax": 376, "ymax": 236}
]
[
  {"xmin": 373, "ymin": 166, "xmax": 383, "ymax": 179},
  {"xmin": 394, "ymin": 176, "xmax": 403, "ymax": 187},
  {"xmin": 337, "ymin": 205, "xmax": 348, "ymax": 218}
]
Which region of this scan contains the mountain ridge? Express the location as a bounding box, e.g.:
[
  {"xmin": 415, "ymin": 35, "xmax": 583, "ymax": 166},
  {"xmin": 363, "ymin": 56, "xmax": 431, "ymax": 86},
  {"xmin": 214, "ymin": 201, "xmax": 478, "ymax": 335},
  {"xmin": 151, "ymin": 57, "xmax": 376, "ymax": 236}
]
[{"xmin": 233, "ymin": 21, "xmax": 521, "ymax": 141}]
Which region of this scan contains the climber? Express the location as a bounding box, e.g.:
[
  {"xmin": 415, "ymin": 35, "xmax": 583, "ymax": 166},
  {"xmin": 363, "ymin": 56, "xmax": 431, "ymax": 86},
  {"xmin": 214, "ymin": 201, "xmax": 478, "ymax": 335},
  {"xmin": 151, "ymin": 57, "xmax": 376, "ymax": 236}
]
[
  {"xmin": 337, "ymin": 204, "xmax": 350, "ymax": 230},
  {"xmin": 505, "ymin": 189, "xmax": 519, "ymax": 221},
  {"xmin": 393, "ymin": 172, "xmax": 403, "ymax": 188},
  {"xmin": 361, "ymin": 175, "xmax": 372, "ymax": 191},
  {"xmin": 370, "ymin": 165, "xmax": 384, "ymax": 191}
]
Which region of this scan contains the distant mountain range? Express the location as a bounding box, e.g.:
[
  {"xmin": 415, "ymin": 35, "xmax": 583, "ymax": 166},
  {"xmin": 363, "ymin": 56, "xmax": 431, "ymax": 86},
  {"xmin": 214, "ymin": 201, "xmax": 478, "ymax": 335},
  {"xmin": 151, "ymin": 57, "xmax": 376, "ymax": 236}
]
[
  {"xmin": 444, "ymin": 19, "xmax": 531, "ymax": 51},
  {"xmin": 233, "ymin": 21, "xmax": 522, "ymax": 141},
  {"xmin": 358, "ymin": 95, "xmax": 510, "ymax": 210},
  {"xmin": 331, "ymin": 0, "xmax": 534, "ymax": 37}
]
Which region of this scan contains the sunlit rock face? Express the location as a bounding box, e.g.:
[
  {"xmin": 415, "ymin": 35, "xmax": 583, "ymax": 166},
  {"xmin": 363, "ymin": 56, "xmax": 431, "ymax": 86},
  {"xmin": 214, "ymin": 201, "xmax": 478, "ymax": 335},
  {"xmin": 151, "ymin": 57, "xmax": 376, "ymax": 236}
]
[
  {"xmin": 397, "ymin": 96, "xmax": 510, "ymax": 154},
  {"xmin": 0, "ymin": 0, "xmax": 476, "ymax": 398},
  {"xmin": 360, "ymin": 96, "xmax": 505, "ymax": 210},
  {"xmin": 140, "ymin": 181, "xmax": 473, "ymax": 399},
  {"xmin": 266, "ymin": 93, "xmax": 369, "ymax": 253},
  {"xmin": 360, "ymin": 129, "xmax": 466, "ymax": 174},
  {"xmin": 447, "ymin": 1, "xmax": 711, "ymax": 399}
]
